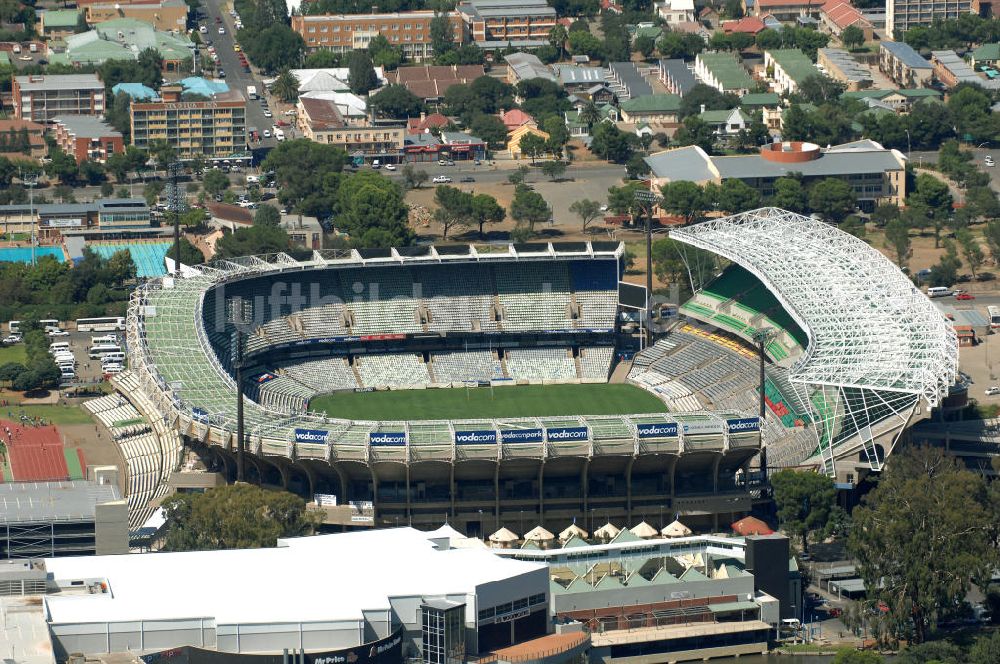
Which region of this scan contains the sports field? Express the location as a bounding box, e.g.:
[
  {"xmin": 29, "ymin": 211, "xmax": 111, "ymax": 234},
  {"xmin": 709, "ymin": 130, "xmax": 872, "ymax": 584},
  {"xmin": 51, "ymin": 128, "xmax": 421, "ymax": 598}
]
[{"xmin": 309, "ymin": 383, "xmax": 669, "ymax": 421}]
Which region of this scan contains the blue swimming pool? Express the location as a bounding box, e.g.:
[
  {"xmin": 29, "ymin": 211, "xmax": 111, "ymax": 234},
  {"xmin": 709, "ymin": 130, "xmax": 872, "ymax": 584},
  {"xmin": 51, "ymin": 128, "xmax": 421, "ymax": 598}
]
[
  {"xmin": 89, "ymin": 243, "xmax": 172, "ymax": 277},
  {"xmin": 0, "ymin": 247, "xmax": 65, "ymax": 263}
]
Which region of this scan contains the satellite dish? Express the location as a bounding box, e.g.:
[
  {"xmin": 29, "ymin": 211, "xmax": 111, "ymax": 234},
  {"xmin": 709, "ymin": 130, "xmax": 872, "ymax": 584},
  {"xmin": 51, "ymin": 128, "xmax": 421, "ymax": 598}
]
[{"xmin": 114, "ymin": 3, "xmax": 121, "ymax": 9}]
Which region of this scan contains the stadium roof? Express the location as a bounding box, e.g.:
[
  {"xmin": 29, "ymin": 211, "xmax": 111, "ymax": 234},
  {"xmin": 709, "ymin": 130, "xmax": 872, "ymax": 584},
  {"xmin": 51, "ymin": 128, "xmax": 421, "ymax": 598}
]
[
  {"xmin": 671, "ymin": 208, "xmax": 959, "ymax": 470},
  {"xmin": 44, "ymin": 527, "xmax": 544, "ymax": 625}
]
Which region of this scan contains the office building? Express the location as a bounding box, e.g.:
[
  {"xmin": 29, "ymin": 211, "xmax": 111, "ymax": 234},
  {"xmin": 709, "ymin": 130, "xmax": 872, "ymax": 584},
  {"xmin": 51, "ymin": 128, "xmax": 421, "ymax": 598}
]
[
  {"xmin": 292, "ymin": 11, "xmax": 465, "ymax": 61},
  {"xmin": 85, "ymin": 0, "xmax": 189, "ymax": 33},
  {"xmin": 51, "ymin": 115, "xmax": 124, "ymax": 163},
  {"xmin": 886, "ymin": 0, "xmax": 975, "ymax": 37},
  {"xmin": 0, "ymin": 479, "xmax": 127, "ymax": 559},
  {"xmin": 130, "ymin": 84, "xmax": 246, "ymax": 160},
  {"xmin": 645, "ymin": 139, "xmax": 908, "ymax": 211},
  {"xmin": 13, "ymin": 74, "xmax": 105, "ymax": 122},
  {"xmin": 457, "ymin": 0, "xmax": 557, "ymax": 49}
]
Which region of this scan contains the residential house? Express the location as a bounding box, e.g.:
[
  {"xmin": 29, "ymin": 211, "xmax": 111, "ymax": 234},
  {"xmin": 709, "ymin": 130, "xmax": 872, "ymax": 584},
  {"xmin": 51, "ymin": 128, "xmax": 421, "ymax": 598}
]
[
  {"xmin": 564, "ymin": 104, "xmax": 618, "ymax": 137},
  {"xmin": 280, "ymin": 214, "xmax": 323, "ymax": 250},
  {"xmin": 817, "ymin": 48, "xmax": 873, "ymax": 90},
  {"xmin": 619, "ymin": 94, "xmax": 682, "ymax": 124},
  {"xmin": 879, "ymin": 40, "xmax": 933, "ymax": 87},
  {"xmin": 971, "ymin": 43, "xmax": 1000, "ymax": 68},
  {"xmin": 297, "ymin": 96, "xmax": 405, "ymax": 163},
  {"xmin": 607, "ymin": 62, "xmax": 653, "ymax": 100},
  {"xmin": 695, "ymin": 52, "xmax": 754, "ymax": 95},
  {"xmin": 841, "ymin": 87, "xmax": 941, "ymax": 112},
  {"xmin": 13, "ymin": 74, "xmax": 105, "ymax": 122},
  {"xmin": 656, "ymin": 0, "xmax": 696, "ymax": 24},
  {"xmin": 501, "ymin": 109, "xmax": 536, "ymax": 131},
  {"xmin": 764, "ymin": 49, "xmax": 820, "ymax": 94},
  {"xmin": 386, "ymin": 65, "xmax": 486, "ymax": 103},
  {"xmin": 551, "ymin": 64, "xmax": 608, "ymax": 93},
  {"xmin": 745, "ymin": 0, "xmax": 823, "ymax": 21},
  {"xmin": 0, "ymin": 119, "xmax": 47, "ymax": 159},
  {"xmin": 819, "ymin": 1, "xmax": 874, "ymax": 40},
  {"xmin": 51, "ymin": 115, "xmax": 124, "ymax": 164},
  {"xmin": 659, "ymin": 59, "xmax": 698, "ymax": 96},
  {"xmin": 507, "ymin": 124, "xmax": 549, "ymax": 159},
  {"xmin": 39, "ymin": 10, "xmax": 82, "ymax": 40},
  {"xmin": 721, "ymin": 16, "xmax": 767, "ymax": 35},
  {"xmin": 585, "ymin": 84, "xmax": 616, "ymax": 105},
  {"xmin": 645, "ymin": 139, "xmax": 907, "ymax": 210},
  {"xmin": 457, "ymin": 0, "xmax": 556, "ymax": 49},
  {"xmin": 505, "ymin": 52, "xmax": 557, "ymax": 84},
  {"xmin": 407, "ymin": 112, "xmax": 450, "ymax": 134},
  {"xmin": 298, "ymin": 91, "xmax": 367, "ymax": 125},
  {"xmin": 56, "ymin": 18, "xmax": 192, "ymax": 70},
  {"xmin": 699, "ymin": 108, "xmax": 752, "ymax": 137},
  {"xmin": 291, "ymin": 11, "xmax": 466, "ymax": 61},
  {"xmin": 740, "ymin": 93, "xmax": 783, "ymax": 129},
  {"xmin": 931, "ymin": 50, "xmax": 1000, "ymax": 89},
  {"xmin": 85, "ymin": 0, "xmax": 189, "ymax": 32}
]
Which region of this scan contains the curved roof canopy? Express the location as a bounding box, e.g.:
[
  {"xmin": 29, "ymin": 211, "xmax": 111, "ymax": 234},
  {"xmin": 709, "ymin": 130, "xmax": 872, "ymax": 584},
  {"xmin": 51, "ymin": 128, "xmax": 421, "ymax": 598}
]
[{"xmin": 671, "ymin": 208, "xmax": 958, "ymax": 407}]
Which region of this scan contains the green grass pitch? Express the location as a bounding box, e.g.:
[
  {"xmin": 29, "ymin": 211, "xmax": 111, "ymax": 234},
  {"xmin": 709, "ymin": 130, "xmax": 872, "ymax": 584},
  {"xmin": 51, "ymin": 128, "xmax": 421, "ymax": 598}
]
[{"xmin": 309, "ymin": 384, "xmax": 669, "ymax": 421}]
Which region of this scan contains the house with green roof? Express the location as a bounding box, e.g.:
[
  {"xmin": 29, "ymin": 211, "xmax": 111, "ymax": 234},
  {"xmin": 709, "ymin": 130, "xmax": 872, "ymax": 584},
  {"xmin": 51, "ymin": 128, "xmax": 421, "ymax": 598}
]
[
  {"xmin": 740, "ymin": 92, "xmax": 783, "ymax": 130},
  {"xmin": 39, "ymin": 9, "xmax": 81, "ymax": 40},
  {"xmin": 694, "ymin": 52, "xmax": 754, "ymax": 95},
  {"xmin": 619, "ymin": 93, "xmax": 682, "ymax": 123},
  {"xmin": 0, "ymin": 51, "xmax": 10, "ymax": 67},
  {"xmin": 971, "ymin": 43, "xmax": 1000, "ymax": 68},
  {"xmin": 64, "ymin": 18, "xmax": 192, "ymax": 71},
  {"xmin": 764, "ymin": 49, "xmax": 820, "ymax": 94},
  {"xmin": 698, "ymin": 108, "xmax": 752, "ymax": 137}
]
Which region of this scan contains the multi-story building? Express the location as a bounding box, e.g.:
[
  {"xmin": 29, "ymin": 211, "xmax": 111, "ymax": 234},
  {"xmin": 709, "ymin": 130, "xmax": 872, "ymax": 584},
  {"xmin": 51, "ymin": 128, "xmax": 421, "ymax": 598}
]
[
  {"xmin": 38, "ymin": 9, "xmax": 82, "ymax": 40},
  {"xmin": 0, "ymin": 118, "xmax": 47, "ymax": 158},
  {"xmin": 817, "ymin": 48, "xmax": 873, "ymax": 91},
  {"xmin": 13, "ymin": 74, "xmax": 105, "ymax": 122},
  {"xmin": 85, "ymin": 0, "xmax": 189, "ymax": 32},
  {"xmin": 292, "ymin": 11, "xmax": 465, "ymax": 61},
  {"xmin": 657, "ymin": 0, "xmax": 696, "ymax": 24},
  {"xmin": 763, "ymin": 49, "xmax": 821, "ymax": 94},
  {"xmin": 645, "ymin": 140, "xmax": 908, "ymax": 211},
  {"xmin": 297, "ymin": 96, "xmax": 405, "ymax": 164},
  {"xmin": 879, "ymin": 40, "xmax": 933, "ymax": 87},
  {"xmin": 886, "ymin": 0, "xmax": 975, "ymax": 38},
  {"xmin": 130, "ymin": 85, "xmax": 246, "ymax": 160},
  {"xmin": 457, "ymin": 0, "xmax": 556, "ymax": 49},
  {"xmin": 51, "ymin": 115, "xmax": 124, "ymax": 164},
  {"xmin": 694, "ymin": 52, "xmax": 754, "ymax": 96}
]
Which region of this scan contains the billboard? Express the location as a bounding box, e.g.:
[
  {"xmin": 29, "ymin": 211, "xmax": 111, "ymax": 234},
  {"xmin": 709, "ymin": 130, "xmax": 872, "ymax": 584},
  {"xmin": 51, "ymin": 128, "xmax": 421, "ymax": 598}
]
[
  {"xmin": 726, "ymin": 417, "xmax": 761, "ymax": 434},
  {"xmin": 455, "ymin": 430, "xmax": 497, "ymax": 445},
  {"xmin": 500, "ymin": 428, "xmax": 543, "ymax": 444},
  {"xmin": 294, "ymin": 428, "xmax": 329, "ymax": 444},
  {"xmin": 546, "ymin": 426, "xmax": 589, "ymax": 442},
  {"xmin": 636, "ymin": 422, "xmax": 678, "ymax": 439},
  {"xmin": 681, "ymin": 420, "xmax": 725, "ymax": 436},
  {"xmin": 370, "ymin": 431, "xmax": 406, "ymax": 446}
]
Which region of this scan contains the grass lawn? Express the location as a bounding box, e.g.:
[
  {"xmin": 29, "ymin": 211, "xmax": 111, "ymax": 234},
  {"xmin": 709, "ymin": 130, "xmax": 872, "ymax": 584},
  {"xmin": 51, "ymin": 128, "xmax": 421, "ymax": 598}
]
[
  {"xmin": 309, "ymin": 383, "xmax": 668, "ymax": 421},
  {"xmin": 1, "ymin": 404, "xmax": 96, "ymax": 425},
  {"xmin": 0, "ymin": 344, "xmax": 27, "ymax": 365}
]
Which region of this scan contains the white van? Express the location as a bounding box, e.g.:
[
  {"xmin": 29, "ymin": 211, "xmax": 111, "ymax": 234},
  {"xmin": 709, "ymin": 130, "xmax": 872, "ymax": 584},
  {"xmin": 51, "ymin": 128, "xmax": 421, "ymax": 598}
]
[
  {"xmin": 91, "ymin": 335, "xmax": 117, "ymax": 346},
  {"xmin": 101, "ymin": 352, "xmax": 126, "ymax": 365},
  {"xmin": 54, "ymin": 352, "xmax": 75, "ymax": 362},
  {"xmin": 927, "ymin": 286, "xmax": 952, "ymax": 298},
  {"xmin": 59, "ymin": 369, "xmax": 75, "ymax": 380},
  {"xmin": 49, "ymin": 342, "xmax": 70, "ymax": 354}
]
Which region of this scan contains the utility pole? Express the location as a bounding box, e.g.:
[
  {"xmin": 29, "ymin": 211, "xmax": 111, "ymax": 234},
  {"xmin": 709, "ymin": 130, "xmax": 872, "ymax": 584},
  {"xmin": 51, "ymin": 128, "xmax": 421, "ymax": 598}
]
[{"xmin": 227, "ymin": 297, "xmax": 254, "ymax": 483}]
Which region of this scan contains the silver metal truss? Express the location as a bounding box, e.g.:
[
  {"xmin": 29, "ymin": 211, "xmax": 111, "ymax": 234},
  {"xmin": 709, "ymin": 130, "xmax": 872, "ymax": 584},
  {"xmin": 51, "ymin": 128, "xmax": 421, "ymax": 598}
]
[{"xmin": 671, "ymin": 208, "xmax": 959, "ymax": 473}]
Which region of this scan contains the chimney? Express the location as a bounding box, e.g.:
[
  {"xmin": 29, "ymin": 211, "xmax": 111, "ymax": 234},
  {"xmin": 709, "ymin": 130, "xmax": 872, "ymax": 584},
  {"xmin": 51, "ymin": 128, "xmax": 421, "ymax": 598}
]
[
  {"xmin": 700, "ymin": 104, "xmax": 706, "ymax": 114},
  {"xmin": 420, "ymin": 111, "xmax": 426, "ymax": 122}
]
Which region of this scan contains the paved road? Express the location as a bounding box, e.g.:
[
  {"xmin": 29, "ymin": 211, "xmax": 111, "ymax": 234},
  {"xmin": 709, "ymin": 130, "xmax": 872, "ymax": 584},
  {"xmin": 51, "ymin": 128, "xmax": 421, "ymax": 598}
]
[
  {"xmin": 198, "ymin": 0, "xmax": 278, "ymax": 151},
  {"xmin": 910, "ymin": 148, "xmax": 1000, "ymax": 190}
]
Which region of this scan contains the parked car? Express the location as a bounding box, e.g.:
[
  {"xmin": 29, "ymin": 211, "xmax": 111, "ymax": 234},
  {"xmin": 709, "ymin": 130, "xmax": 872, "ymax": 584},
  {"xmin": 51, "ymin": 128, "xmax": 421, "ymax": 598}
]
[
  {"xmin": 987, "ymin": 386, "xmax": 1000, "ymax": 396},
  {"xmin": 956, "ymin": 292, "xmax": 975, "ymax": 300},
  {"xmin": 384, "ymin": 164, "xmax": 396, "ymax": 171},
  {"xmin": 985, "ymin": 155, "xmax": 995, "ymax": 167},
  {"xmin": 218, "ymin": 27, "xmax": 226, "ymax": 34},
  {"xmin": 2, "ymin": 334, "xmax": 22, "ymax": 344},
  {"xmin": 432, "ymin": 175, "xmax": 452, "ymax": 183},
  {"xmin": 460, "ymin": 176, "xmax": 475, "ymax": 182},
  {"xmin": 47, "ymin": 329, "xmax": 70, "ymax": 337}
]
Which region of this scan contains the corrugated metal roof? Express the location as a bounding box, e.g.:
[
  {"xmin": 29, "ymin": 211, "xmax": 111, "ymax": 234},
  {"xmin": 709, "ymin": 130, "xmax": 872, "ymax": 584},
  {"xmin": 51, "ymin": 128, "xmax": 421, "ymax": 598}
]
[
  {"xmin": 0, "ymin": 480, "xmax": 121, "ymax": 524},
  {"xmin": 881, "ymin": 40, "xmax": 932, "ymax": 70}
]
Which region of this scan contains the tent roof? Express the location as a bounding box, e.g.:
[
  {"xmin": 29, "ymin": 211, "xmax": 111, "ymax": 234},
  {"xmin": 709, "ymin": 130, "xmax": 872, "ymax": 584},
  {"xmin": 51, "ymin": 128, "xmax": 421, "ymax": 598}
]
[
  {"xmin": 559, "ymin": 524, "xmax": 588, "ymax": 540},
  {"xmin": 731, "ymin": 516, "xmax": 774, "ymax": 536},
  {"xmin": 489, "ymin": 527, "xmax": 520, "ymax": 543},
  {"xmin": 593, "ymin": 522, "xmax": 620, "ymax": 539},
  {"xmin": 630, "ymin": 521, "xmax": 660, "ymax": 538},
  {"xmin": 524, "ymin": 525, "xmax": 555, "ymax": 541},
  {"xmin": 662, "ymin": 519, "xmax": 693, "ymax": 537}
]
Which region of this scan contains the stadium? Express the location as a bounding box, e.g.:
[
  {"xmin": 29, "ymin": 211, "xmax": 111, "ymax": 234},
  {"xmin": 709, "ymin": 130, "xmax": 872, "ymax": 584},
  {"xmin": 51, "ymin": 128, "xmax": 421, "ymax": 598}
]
[{"xmin": 107, "ymin": 208, "xmax": 959, "ymax": 533}]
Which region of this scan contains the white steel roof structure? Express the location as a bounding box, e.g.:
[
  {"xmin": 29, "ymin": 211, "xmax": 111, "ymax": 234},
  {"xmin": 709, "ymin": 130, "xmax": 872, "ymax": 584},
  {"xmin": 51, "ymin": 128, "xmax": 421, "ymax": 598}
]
[{"xmin": 671, "ymin": 208, "xmax": 959, "ymax": 473}]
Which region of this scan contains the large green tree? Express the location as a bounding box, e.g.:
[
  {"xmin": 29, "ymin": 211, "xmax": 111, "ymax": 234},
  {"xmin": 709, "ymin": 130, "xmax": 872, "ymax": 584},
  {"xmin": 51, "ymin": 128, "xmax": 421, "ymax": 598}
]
[
  {"xmin": 907, "ymin": 174, "xmax": 953, "ymax": 247},
  {"xmin": 884, "ymin": 218, "xmax": 912, "ymax": 270},
  {"xmin": 808, "ymin": 178, "xmax": 856, "ymax": 223},
  {"xmin": 510, "ymin": 184, "xmax": 550, "ymax": 235},
  {"xmin": 162, "ymin": 484, "xmax": 319, "ymax": 551},
  {"xmin": 368, "ymin": 84, "xmax": 424, "ymax": 119},
  {"xmin": 336, "ymin": 171, "xmax": 414, "ymax": 247},
  {"xmin": 347, "ymin": 51, "xmax": 378, "ymax": 95},
  {"xmin": 849, "ymin": 446, "xmax": 999, "ymax": 644},
  {"xmin": 215, "ymin": 223, "xmax": 291, "ymax": 258},
  {"xmin": 771, "ymin": 469, "xmax": 839, "ymax": 553},
  {"xmin": 261, "ymin": 139, "xmax": 347, "ymax": 216},
  {"xmin": 659, "ymin": 181, "xmax": 706, "ymax": 224}
]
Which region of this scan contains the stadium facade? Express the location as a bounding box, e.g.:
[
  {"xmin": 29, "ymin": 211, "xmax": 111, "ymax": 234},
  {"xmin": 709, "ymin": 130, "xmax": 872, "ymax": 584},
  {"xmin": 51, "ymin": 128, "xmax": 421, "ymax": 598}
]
[{"xmin": 118, "ymin": 209, "xmax": 958, "ymax": 532}]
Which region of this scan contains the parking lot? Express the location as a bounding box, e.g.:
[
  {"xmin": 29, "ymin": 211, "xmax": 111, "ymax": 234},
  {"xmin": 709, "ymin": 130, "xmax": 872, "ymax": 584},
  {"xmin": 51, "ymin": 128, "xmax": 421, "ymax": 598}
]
[{"xmin": 37, "ymin": 330, "xmax": 126, "ymax": 387}]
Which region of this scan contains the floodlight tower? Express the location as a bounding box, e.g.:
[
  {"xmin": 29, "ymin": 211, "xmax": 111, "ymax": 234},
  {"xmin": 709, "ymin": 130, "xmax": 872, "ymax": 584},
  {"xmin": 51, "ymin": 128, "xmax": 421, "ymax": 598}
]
[
  {"xmin": 634, "ymin": 189, "xmax": 659, "ymax": 326},
  {"xmin": 751, "ymin": 327, "xmax": 776, "ymax": 478},
  {"xmin": 166, "ymin": 162, "xmax": 184, "ymax": 277},
  {"xmin": 22, "ymin": 170, "xmax": 38, "ymax": 266},
  {"xmin": 227, "ymin": 296, "xmax": 254, "ymax": 483}
]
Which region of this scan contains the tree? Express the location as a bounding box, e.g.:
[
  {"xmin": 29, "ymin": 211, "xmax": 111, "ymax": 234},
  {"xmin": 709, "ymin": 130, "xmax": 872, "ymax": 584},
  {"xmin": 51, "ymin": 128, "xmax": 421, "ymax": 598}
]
[
  {"xmin": 884, "ymin": 218, "xmax": 912, "ymax": 270},
  {"xmin": 908, "ymin": 174, "xmax": 953, "ymax": 247},
  {"xmin": 635, "ymin": 34, "xmax": 656, "ymax": 59},
  {"xmin": 147, "ymin": 139, "xmax": 176, "ymax": 169},
  {"xmin": 469, "ymin": 114, "xmax": 509, "ymax": 149},
  {"xmin": 470, "ymin": 193, "xmax": 505, "ymax": 238},
  {"xmin": 337, "ymin": 171, "xmax": 414, "ymax": 248},
  {"xmin": 549, "ymin": 24, "xmax": 568, "ymax": 59},
  {"xmin": 832, "ymin": 652, "xmax": 883, "ymax": 664},
  {"xmin": 716, "ymin": 179, "xmax": 761, "ymax": 214},
  {"xmin": 368, "ymin": 85, "xmax": 424, "ymax": 119},
  {"xmin": 215, "ymin": 224, "xmax": 291, "ymax": 258},
  {"xmin": 433, "ymin": 185, "xmax": 472, "ymax": 239},
  {"xmin": 984, "ymin": 219, "xmax": 1000, "ymax": 265},
  {"xmin": 896, "ymin": 641, "xmax": 964, "ymax": 664},
  {"xmin": 849, "ymin": 446, "xmax": 998, "ymax": 644},
  {"xmin": 106, "ymin": 249, "xmax": 137, "ymax": 285},
  {"xmin": 956, "ymin": 228, "xmax": 985, "ymax": 279},
  {"xmin": 674, "ymin": 116, "xmax": 716, "ymax": 154},
  {"xmin": 841, "ymin": 215, "xmax": 867, "ymax": 239},
  {"xmin": 590, "ymin": 123, "xmax": 633, "ymax": 163},
  {"xmin": 510, "ymin": 184, "xmax": 550, "ymax": 234},
  {"xmin": 679, "ymin": 84, "xmax": 738, "ymax": 120},
  {"xmin": 45, "ymin": 148, "xmax": 79, "ymax": 185},
  {"xmin": 271, "ymin": 69, "xmax": 300, "ymax": 103},
  {"xmin": 656, "ymin": 32, "xmax": 705, "ymax": 60},
  {"xmin": 240, "ymin": 25, "xmax": 305, "ymax": 74},
  {"xmin": 771, "ymin": 177, "xmax": 807, "ymax": 213},
  {"xmin": 969, "ymin": 631, "xmax": 1000, "ymax": 664},
  {"xmin": 840, "ymin": 25, "xmax": 865, "ymax": 50},
  {"xmin": 401, "ymin": 164, "xmax": 429, "ymax": 189},
  {"xmin": 796, "ymin": 75, "xmax": 847, "ymax": 105},
  {"xmin": 430, "ymin": 12, "xmax": 456, "ymax": 58},
  {"xmin": 660, "ymin": 181, "xmax": 706, "ymax": 224},
  {"xmin": 518, "ymin": 132, "xmax": 547, "ymax": 164},
  {"xmin": 579, "ymin": 102, "xmax": 601, "ymax": 133},
  {"xmin": 871, "ymin": 203, "xmax": 900, "ymax": 227},
  {"xmin": 203, "ymin": 168, "xmax": 230, "ymax": 196},
  {"xmin": 162, "ymin": 484, "xmax": 319, "ymax": 551},
  {"xmin": 539, "ymin": 160, "xmax": 567, "ymax": 181},
  {"xmin": 542, "ymin": 116, "xmax": 570, "ymax": 157},
  {"xmin": 254, "ymin": 205, "xmax": 281, "ymax": 227},
  {"xmin": 771, "ymin": 469, "xmax": 839, "ymax": 553},
  {"xmin": 568, "ymin": 30, "xmax": 605, "ymax": 60},
  {"xmin": 507, "ymin": 166, "xmax": 529, "ymax": 186},
  {"xmin": 808, "ymin": 178, "xmax": 856, "ymax": 223},
  {"xmin": 347, "ymin": 51, "xmax": 378, "ymax": 95},
  {"xmin": 651, "ymin": 237, "xmax": 716, "ymax": 292},
  {"xmin": 262, "ymin": 139, "xmax": 347, "ymax": 216},
  {"xmin": 569, "ymin": 199, "xmax": 602, "ymax": 233}
]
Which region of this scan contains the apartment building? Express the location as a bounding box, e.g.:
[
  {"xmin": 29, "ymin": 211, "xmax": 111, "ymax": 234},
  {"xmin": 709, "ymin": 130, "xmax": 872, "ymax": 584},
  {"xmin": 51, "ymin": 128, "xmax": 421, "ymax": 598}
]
[
  {"xmin": 886, "ymin": 0, "xmax": 975, "ymax": 37},
  {"xmin": 85, "ymin": 0, "xmax": 189, "ymax": 32},
  {"xmin": 763, "ymin": 49, "xmax": 820, "ymax": 94},
  {"xmin": 457, "ymin": 0, "xmax": 557, "ymax": 49},
  {"xmin": 297, "ymin": 96, "xmax": 405, "ymax": 163},
  {"xmin": 291, "ymin": 11, "xmax": 465, "ymax": 61},
  {"xmin": 13, "ymin": 74, "xmax": 105, "ymax": 122},
  {"xmin": 51, "ymin": 115, "xmax": 124, "ymax": 163},
  {"xmin": 130, "ymin": 85, "xmax": 246, "ymax": 160},
  {"xmin": 879, "ymin": 40, "xmax": 933, "ymax": 87}
]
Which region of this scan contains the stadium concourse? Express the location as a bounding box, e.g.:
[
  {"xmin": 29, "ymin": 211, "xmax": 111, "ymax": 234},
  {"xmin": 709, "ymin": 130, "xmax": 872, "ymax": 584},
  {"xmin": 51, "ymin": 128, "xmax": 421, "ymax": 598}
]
[{"xmin": 98, "ymin": 209, "xmax": 958, "ymax": 534}]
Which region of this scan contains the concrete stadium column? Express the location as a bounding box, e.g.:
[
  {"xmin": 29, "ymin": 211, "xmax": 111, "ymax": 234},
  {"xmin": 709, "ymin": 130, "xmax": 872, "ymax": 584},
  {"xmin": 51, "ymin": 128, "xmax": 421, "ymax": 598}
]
[
  {"xmin": 330, "ymin": 462, "xmax": 350, "ymax": 502},
  {"xmin": 625, "ymin": 456, "xmax": 635, "ymax": 523},
  {"xmin": 405, "ymin": 463, "xmax": 412, "ymax": 522},
  {"xmin": 450, "ymin": 464, "xmax": 456, "ymax": 519},
  {"xmin": 581, "ymin": 458, "xmax": 590, "ymax": 516},
  {"xmin": 494, "ymin": 463, "xmax": 500, "ymax": 527},
  {"xmin": 666, "ymin": 455, "xmax": 678, "ymax": 502},
  {"xmin": 300, "ymin": 462, "xmax": 316, "ymax": 498},
  {"xmin": 712, "ymin": 455, "xmax": 722, "ymax": 494},
  {"xmin": 369, "ymin": 465, "xmax": 380, "ymax": 521},
  {"xmin": 538, "ymin": 462, "xmax": 545, "ymax": 527}
]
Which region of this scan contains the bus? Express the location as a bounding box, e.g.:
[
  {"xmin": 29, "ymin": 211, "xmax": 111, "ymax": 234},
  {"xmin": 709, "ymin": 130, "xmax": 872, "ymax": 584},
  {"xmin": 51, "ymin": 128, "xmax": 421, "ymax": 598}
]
[
  {"xmin": 77, "ymin": 317, "xmax": 126, "ymax": 332},
  {"xmin": 989, "ymin": 306, "xmax": 1000, "ymax": 329},
  {"xmin": 89, "ymin": 344, "xmax": 122, "ymax": 359},
  {"xmin": 247, "ymin": 85, "xmax": 257, "ymax": 100},
  {"xmin": 9, "ymin": 319, "xmax": 59, "ymax": 334}
]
